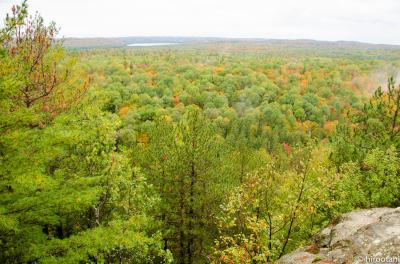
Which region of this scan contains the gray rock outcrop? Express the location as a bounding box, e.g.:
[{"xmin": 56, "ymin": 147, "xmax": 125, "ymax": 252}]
[{"xmin": 278, "ymin": 207, "xmax": 400, "ymax": 264}]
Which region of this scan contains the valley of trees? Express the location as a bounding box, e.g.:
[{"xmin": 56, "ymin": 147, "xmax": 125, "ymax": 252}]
[{"xmin": 1, "ymin": 2, "xmax": 400, "ymax": 263}]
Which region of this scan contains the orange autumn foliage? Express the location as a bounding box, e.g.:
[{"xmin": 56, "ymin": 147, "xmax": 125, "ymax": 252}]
[
  {"xmin": 214, "ymin": 66, "xmax": 225, "ymax": 74},
  {"xmin": 173, "ymin": 95, "xmax": 180, "ymax": 106},
  {"xmin": 323, "ymin": 120, "xmax": 338, "ymax": 133},
  {"xmin": 147, "ymin": 69, "xmax": 156, "ymax": 76},
  {"xmin": 119, "ymin": 106, "xmax": 130, "ymax": 117}
]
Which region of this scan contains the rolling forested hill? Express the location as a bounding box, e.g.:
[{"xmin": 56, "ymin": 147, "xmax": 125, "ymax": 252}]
[{"xmin": 62, "ymin": 36, "xmax": 400, "ymax": 51}]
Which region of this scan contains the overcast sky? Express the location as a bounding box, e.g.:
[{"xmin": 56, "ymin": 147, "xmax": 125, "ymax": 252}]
[{"xmin": 0, "ymin": 0, "xmax": 399, "ymax": 45}]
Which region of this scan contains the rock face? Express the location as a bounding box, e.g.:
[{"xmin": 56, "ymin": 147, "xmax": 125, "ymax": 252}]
[{"xmin": 278, "ymin": 208, "xmax": 400, "ymax": 264}]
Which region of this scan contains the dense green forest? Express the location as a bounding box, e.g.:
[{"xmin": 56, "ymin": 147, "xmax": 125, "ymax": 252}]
[{"xmin": 1, "ymin": 2, "xmax": 400, "ymax": 263}]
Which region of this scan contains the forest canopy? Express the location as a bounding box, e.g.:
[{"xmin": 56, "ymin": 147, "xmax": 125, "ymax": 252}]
[{"xmin": 0, "ymin": 1, "xmax": 400, "ymax": 263}]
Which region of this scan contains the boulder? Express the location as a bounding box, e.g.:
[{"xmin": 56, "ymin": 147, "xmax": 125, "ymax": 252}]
[{"xmin": 278, "ymin": 207, "xmax": 400, "ymax": 264}]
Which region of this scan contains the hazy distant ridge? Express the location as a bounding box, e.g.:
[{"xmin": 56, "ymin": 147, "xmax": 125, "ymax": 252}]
[{"xmin": 62, "ymin": 36, "xmax": 400, "ymax": 49}]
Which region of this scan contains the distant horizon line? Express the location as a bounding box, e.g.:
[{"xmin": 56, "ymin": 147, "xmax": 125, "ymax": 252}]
[{"xmin": 59, "ymin": 36, "xmax": 400, "ymax": 47}]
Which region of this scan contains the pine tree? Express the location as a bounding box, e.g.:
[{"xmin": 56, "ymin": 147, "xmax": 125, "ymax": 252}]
[{"xmin": 137, "ymin": 106, "xmax": 222, "ymax": 263}]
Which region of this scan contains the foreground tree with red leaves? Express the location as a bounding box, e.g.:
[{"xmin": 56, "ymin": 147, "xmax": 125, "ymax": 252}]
[{"xmin": 1, "ymin": 0, "xmax": 88, "ymax": 122}]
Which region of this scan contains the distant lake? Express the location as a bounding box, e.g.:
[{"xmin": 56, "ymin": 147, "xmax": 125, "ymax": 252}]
[{"xmin": 126, "ymin": 43, "xmax": 180, "ymax": 47}]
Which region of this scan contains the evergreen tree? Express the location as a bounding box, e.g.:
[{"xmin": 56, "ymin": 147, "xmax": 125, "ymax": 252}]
[
  {"xmin": 0, "ymin": 2, "xmax": 170, "ymax": 263},
  {"xmin": 137, "ymin": 107, "xmax": 222, "ymax": 263}
]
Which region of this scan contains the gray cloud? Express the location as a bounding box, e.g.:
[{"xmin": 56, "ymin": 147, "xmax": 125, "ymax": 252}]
[{"xmin": 0, "ymin": 0, "xmax": 399, "ymax": 44}]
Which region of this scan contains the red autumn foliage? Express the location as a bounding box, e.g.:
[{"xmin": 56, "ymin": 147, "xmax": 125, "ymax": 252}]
[{"xmin": 283, "ymin": 143, "xmax": 291, "ymax": 154}]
